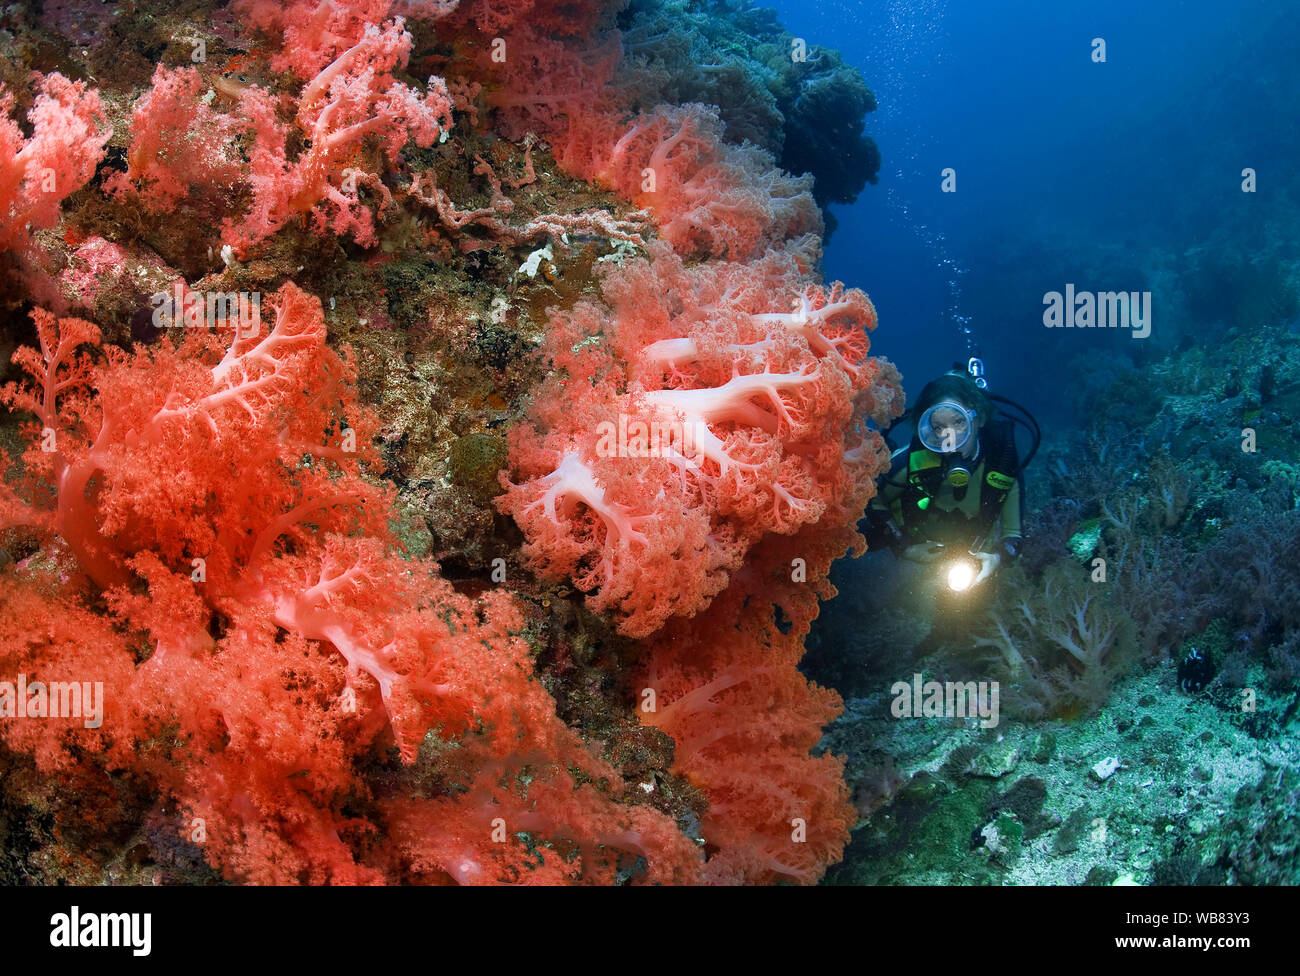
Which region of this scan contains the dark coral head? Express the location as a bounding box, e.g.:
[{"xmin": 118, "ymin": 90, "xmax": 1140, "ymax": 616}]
[{"xmin": 1178, "ymin": 646, "xmax": 1215, "ymax": 693}]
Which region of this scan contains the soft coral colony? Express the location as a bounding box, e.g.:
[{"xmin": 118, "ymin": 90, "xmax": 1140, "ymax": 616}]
[{"xmin": 0, "ymin": 0, "xmax": 900, "ymax": 884}]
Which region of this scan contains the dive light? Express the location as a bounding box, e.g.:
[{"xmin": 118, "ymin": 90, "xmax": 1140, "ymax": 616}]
[{"xmin": 945, "ymin": 555, "xmax": 979, "ymax": 592}]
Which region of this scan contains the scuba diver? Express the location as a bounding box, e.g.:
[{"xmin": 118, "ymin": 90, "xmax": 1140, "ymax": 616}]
[{"xmin": 865, "ymin": 362, "xmax": 1040, "ymax": 592}]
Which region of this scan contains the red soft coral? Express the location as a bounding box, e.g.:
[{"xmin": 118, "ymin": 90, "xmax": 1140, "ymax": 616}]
[
  {"xmin": 639, "ymin": 526, "xmax": 863, "ymax": 885},
  {"xmin": 501, "ymin": 442, "xmax": 742, "ymax": 638},
  {"xmin": 0, "ymin": 285, "xmax": 697, "ymax": 885},
  {"xmin": 499, "ymin": 239, "xmax": 899, "ymax": 637},
  {"xmin": 383, "ymin": 587, "xmax": 704, "ymax": 885},
  {"xmin": 1, "ymin": 283, "xmax": 383, "ymax": 591}
]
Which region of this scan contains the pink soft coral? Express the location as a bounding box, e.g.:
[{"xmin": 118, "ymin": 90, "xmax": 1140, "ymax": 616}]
[
  {"xmin": 0, "ymin": 73, "xmax": 109, "ymax": 259},
  {"xmin": 237, "ymin": 0, "xmax": 404, "ymax": 78},
  {"xmin": 482, "ymin": 31, "xmax": 818, "ymax": 261},
  {"xmin": 105, "ymin": 65, "xmax": 247, "ymax": 213},
  {"xmin": 226, "ymin": 18, "xmax": 453, "ymax": 252},
  {"xmin": 236, "ymin": 0, "xmax": 466, "ymax": 79},
  {"xmin": 596, "ymin": 105, "xmax": 821, "ymax": 261}
]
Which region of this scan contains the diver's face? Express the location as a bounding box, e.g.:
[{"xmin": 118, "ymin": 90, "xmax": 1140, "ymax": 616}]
[{"xmin": 928, "ymin": 403, "xmax": 977, "ymax": 454}]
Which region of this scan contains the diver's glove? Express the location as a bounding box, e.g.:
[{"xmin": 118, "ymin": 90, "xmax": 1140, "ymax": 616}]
[
  {"xmin": 972, "ymin": 550, "xmax": 1002, "ymax": 584},
  {"xmin": 903, "ymin": 541, "xmax": 946, "ymax": 564},
  {"xmin": 1002, "ymin": 536, "xmax": 1022, "ymax": 560}
]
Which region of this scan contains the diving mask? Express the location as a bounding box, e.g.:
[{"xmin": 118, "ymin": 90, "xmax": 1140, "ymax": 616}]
[{"xmin": 918, "ymin": 400, "xmax": 977, "ymax": 455}]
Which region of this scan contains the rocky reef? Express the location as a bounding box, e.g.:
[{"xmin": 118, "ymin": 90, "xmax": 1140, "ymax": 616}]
[{"xmin": 813, "ymin": 298, "xmax": 1300, "ymax": 885}]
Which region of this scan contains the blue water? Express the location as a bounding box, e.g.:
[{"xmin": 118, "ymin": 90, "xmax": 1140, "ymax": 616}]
[{"xmin": 766, "ymin": 0, "xmax": 1298, "ymax": 424}]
